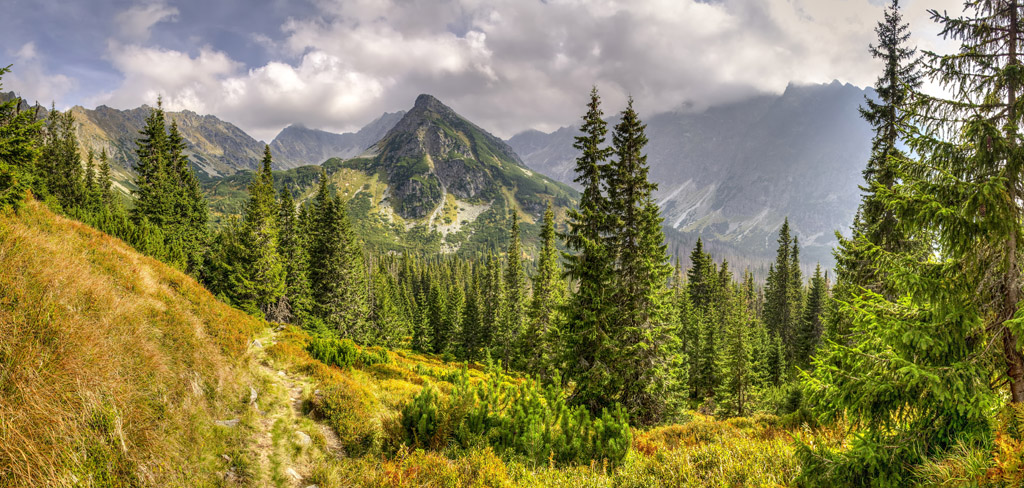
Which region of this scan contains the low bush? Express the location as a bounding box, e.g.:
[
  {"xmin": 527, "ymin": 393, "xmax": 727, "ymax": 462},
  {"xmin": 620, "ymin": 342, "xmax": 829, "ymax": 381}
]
[
  {"xmin": 306, "ymin": 337, "xmax": 359, "ymax": 369},
  {"xmin": 399, "ymin": 366, "xmax": 632, "ymax": 468}
]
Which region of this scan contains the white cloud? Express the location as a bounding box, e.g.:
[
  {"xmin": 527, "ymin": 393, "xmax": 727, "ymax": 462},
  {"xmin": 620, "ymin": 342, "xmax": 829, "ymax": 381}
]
[
  {"xmin": 115, "ymin": 2, "xmax": 179, "ymax": 42},
  {"xmin": 3, "ymin": 42, "xmax": 76, "ymax": 107},
  {"xmin": 91, "ymin": 0, "xmax": 967, "ymax": 142}
]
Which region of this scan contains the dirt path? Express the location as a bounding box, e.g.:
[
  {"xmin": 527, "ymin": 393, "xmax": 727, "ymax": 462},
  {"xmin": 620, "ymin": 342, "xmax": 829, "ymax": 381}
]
[{"xmin": 241, "ymin": 327, "xmax": 343, "ymax": 487}]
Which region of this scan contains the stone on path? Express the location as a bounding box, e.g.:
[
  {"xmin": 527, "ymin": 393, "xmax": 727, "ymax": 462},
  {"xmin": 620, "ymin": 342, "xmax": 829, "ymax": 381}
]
[{"xmin": 296, "ymin": 431, "xmax": 311, "ymax": 446}]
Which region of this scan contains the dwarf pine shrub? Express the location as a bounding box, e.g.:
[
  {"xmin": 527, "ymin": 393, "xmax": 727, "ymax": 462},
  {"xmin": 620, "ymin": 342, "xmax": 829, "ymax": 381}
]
[{"xmin": 399, "ymin": 365, "xmax": 632, "ymax": 467}]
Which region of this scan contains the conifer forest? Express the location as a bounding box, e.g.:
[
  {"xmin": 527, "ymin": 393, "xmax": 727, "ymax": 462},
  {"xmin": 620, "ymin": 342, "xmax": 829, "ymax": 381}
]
[{"xmin": 6, "ymin": 0, "xmax": 1024, "ymax": 486}]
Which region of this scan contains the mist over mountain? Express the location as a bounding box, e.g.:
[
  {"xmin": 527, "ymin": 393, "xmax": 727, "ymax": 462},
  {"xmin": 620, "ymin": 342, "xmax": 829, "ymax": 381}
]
[{"xmin": 508, "ymin": 81, "xmax": 874, "ymax": 269}]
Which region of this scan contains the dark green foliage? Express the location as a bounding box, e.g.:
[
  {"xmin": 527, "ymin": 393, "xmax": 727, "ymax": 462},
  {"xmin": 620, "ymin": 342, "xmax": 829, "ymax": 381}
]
[
  {"xmin": 0, "ymin": 66, "xmax": 43, "ymax": 209},
  {"xmin": 498, "ymin": 212, "xmax": 526, "ymax": 370},
  {"xmin": 793, "ymin": 265, "xmax": 827, "ymax": 369},
  {"xmin": 129, "ymin": 100, "xmax": 209, "ymax": 275},
  {"xmin": 236, "ymin": 146, "xmax": 286, "ymax": 318},
  {"xmin": 401, "ymin": 382, "xmax": 442, "ymax": 448},
  {"xmin": 521, "ymin": 202, "xmax": 565, "ymax": 381},
  {"xmin": 305, "ymin": 337, "xmax": 359, "ymax": 369},
  {"xmin": 39, "ymin": 107, "xmax": 85, "ymax": 211},
  {"xmin": 309, "ymin": 170, "xmax": 368, "ymax": 338},
  {"xmin": 400, "ymin": 367, "xmax": 632, "ymax": 467},
  {"xmin": 278, "ymin": 186, "xmax": 313, "ymax": 322}
]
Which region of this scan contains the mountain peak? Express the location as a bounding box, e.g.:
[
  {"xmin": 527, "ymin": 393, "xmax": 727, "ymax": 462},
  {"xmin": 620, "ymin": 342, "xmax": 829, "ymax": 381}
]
[{"xmin": 412, "ymin": 93, "xmax": 455, "ymax": 115}]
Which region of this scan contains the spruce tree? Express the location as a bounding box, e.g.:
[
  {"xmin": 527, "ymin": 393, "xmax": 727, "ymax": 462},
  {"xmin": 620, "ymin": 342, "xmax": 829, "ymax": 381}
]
[
  {"xmin": 278, "ymin": 186, "xmax": 312, "ymax": 322},
  {"xmin": 793, "ymin": 264, "xmax": 827, "ymax": 369},
  {"xmin": 561, "ymin": 87, "xmax": 616, "ymax": 412},
  {"xmin": 309, "ymin": 170, "xmax": 368, "ymax": 339},
  {"xmin": 39, "ymin": 108, "xmax": 85, "ymax": 210},
  {"xmin": 521, "ymin": 202, "xmax": 565, "ymax": 380},
  {"xmin": 499, "ymin": 211, "xmax": 526, "ymax": 370},
  {"xmin": 97, "ymin": 148, "xmax": 114, "ymax": 208},
  {"xmin": 603, "ymin": 98, "xmax": 676, "ymax": 424},
  {"xmin": 461, "ymin": 271, "xmax": 484, "ymax": 360},
  {"xmin": 239, "ymin": 146, "xmax": 286, "ymax": 318},
  {"xmin": 132, "ymin": 99, "xmax": 171, "ymax": 227},
  {"xmin": 715, "ymin": 272, "xmax": 754, "ymax": 418},
  {"xmin": 764, "ymin": 219, "xmax": 797, "ymax": 361},
  {"xmin": 167, "ymin": 120, "xmax": 209, "ymax": 274},
  {"xmin": 0, "ymin": 65, "xmax": 44, "ymax": 208},
  {"xmin": 801, "ymin": 1, "xmax": 1011, "ymax": 482}
]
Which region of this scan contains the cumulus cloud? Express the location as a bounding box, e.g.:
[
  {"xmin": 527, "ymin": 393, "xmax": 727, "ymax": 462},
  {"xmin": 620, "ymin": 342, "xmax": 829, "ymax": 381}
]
[
  {"xmin": 91, "ymin": 0, "xmax": 966, "ymax": 142},
  {"xmin": 3, "ymin": 42, "xmax": 76, "ymax": 107},
  {"xmin": 115, "ymin": 2, "xmax": 179, "ymax": 42}
]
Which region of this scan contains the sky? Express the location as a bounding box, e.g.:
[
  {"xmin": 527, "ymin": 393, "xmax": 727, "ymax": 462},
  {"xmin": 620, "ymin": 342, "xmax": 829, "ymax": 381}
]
[{"xmin": 2, "ymin": 0, "xmax": 964, "ymax": 142}]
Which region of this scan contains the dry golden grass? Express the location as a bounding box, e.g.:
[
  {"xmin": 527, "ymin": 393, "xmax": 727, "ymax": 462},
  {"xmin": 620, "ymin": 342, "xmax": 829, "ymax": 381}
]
[{"xmin": 0, "ymin": 201, "xmax": 260, "ymax": 486}]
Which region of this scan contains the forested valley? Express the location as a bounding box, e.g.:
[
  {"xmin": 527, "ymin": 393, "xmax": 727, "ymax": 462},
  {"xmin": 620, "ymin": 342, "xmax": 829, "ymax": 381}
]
[{"xmin": 5, "ymin": 0, "xmax": 1024, "ymax": 486}]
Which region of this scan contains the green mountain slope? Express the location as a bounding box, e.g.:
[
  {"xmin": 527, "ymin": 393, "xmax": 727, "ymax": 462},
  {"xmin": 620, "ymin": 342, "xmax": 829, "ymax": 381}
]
[{"xmin": 206, "ymin": 94, "xmax": 577, "ymax": 257}]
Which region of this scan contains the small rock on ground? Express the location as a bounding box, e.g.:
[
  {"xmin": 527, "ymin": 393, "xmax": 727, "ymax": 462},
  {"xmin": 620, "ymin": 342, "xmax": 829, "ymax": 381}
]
[
  {"xmin": 214, "ymin": 419, "xmax": 239, "ymax": 427},
  {"xmin": 285, "ymin": 467, "xmax": 301, "ymax": 480},
  {"xmin": 296, "ymin": 431, "xmax": 311, "ymax": 446}
]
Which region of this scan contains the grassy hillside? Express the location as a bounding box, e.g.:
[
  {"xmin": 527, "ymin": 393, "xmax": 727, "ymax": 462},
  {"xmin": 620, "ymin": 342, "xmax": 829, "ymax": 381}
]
[
  {"xmin": 0, "ymin": 200, "xmax": 261, "ymax": 485},
  {"xmin": 0, "ymin": 199, "xmax": 838, "ymax": 487}
]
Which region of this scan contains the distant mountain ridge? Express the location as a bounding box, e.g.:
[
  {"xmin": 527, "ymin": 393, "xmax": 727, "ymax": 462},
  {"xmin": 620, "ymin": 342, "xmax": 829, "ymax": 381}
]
[
  {"xmin": 1, "ymin": 90, "xmax": 404, "ymax": 183},
  {"xmin": 507, "ymin": 81, "xmax": 874, "ymax": 269},
  {"xmin": 269, "ymin": 111, "xmax": 405, "ymax": 167}
]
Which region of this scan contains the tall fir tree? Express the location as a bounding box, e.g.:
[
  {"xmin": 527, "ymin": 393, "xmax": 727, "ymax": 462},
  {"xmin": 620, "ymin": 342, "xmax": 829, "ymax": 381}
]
[
  {"xmin": 309, "ymin": 170, "xmax": 368, "ymax": 339},
  {"xmin": 793, "ymin": 264, "xmax": 827, "ymax": 369},
  {"xmin": 602, "ymin": 98, "xmax": 677, "ymax": 425},
  {"xmin": 499, "ymin": 211, "xmax": 527, "ymax": 370},
  {"xmin": 561, "ymin": 87, "xmax": 616, "ymax": 412},
  {"xmin": 39, "ymin": 108, "xmax": 85, "ymax": 210},
  {"xmin": 278, "ymin": 186, "xmax": 313, "ymax": 322},
  {"xmin": 0, "ymin": 65, "xmax": 44, "ymax": 208},
  {"xmin": 521, "ymin": 202, "xmax": 566, "ymax": 380},
  {"xmin": 801, "ymin": 0, "xmax": 1010, "ymax": 482},
  {"xmin": 238, "ymin": 146, "xmax": 286, "ymax": 319}
]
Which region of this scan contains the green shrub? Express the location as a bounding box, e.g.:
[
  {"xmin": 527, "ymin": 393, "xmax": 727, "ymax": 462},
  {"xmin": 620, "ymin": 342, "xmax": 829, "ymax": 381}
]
[
  {"xmin": 401, "ymin": 382, "xmax": 442, "ymax": 448},
  {"xmin": 306, "ymin": 337, "xmax": 358, "ymax": 369},
  {"xmin": 356, "ymin": 346, "xmax": 390, "ymax": 367},
  {"xmin": 399, "ymin": 367, "xmax": 632, "ymax": 468}
]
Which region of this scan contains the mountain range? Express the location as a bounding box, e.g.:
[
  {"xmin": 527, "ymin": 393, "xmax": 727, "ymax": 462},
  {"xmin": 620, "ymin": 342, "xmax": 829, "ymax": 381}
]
[
  {"xmin": 4, "ymin": 81, "xmax": 875, "ymax": 267},
  {"xmin": 508, "ymin": 81, "xmax": 874, "ymax": 269}
]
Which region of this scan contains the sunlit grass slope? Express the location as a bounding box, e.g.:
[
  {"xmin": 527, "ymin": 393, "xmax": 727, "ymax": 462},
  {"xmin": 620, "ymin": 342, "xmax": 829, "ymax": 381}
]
[{"xmin": 0, "ymin": 200, "xmax": 260, "ymax": 486}]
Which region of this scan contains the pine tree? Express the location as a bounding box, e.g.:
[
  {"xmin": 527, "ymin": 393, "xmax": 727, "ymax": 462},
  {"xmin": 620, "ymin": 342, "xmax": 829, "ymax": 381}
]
[
  {"xmin": 0, "ymin": 65, "xmax": 44, "ymax": 208},
  {"xmin": 602, "ymin": 98, "xmax": 676, "ymax": 424},
  {"xmin": 309, "ymin": 170, "xmax": 368, "ymax": 339},
  {"xmin": 764, "ymin": 219, "xmax": 797, "ymax": 362},
  {"xmin": 84, "ymin": 149, "xmax": 97, "ymax": 211},
  {"xmin": 167, "ymin": 120, "xmax": 209, "ymax": 274},
  {"xmin": 132, "ymin": 99, "xmax": 172, "ymax": 227},
  {"xmin": 238, "ymin": 146, "xmax": 286, "ymax": 319},
  {"xmin": 97, "ymin": 148, "xmax": 114, "ymax": 208},
  {"xmin": 800, "ymin": 1, "xmax": 1008, "ymax": 482},
  {"xmin": 562, "ymin": 87, "xmax": 616, "ymax": 413},
  {"xmin": 481, "ymin": 253, "xmax": 503, "ymax": 354},
  {"xmin": 793, "ymin": 264, "xmax": 827, "ymax": 369},
  {"xmin": 716, "ymin": 272, "xmax": 754, "ymax": 418},
  {"xmin": 521, "ymin": 202, "xmax": 565, "ymax": 380},
  {"xmin": 39, "ymin": 107, "xmax": 85, "ymax": 210},
  {"xmin": 499, "ymin": 211, "xmax": 526, "ymax": 370},
  {"xmin": 687, "ymin": 238, "xmax": 718, "ymax": 312},
  {"xmin": 278, "ymin": 186, "xmax": 313, "ymax": 322},
  {"xmin": 461, "ymin": 271, "xmax": 484, "ymax": 360}
]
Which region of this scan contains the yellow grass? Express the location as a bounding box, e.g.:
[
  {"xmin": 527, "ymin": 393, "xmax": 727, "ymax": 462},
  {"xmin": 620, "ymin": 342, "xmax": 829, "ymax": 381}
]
[{"xmin": 0, "ymin": 200, "xmax": 260, "ymax": 486}]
